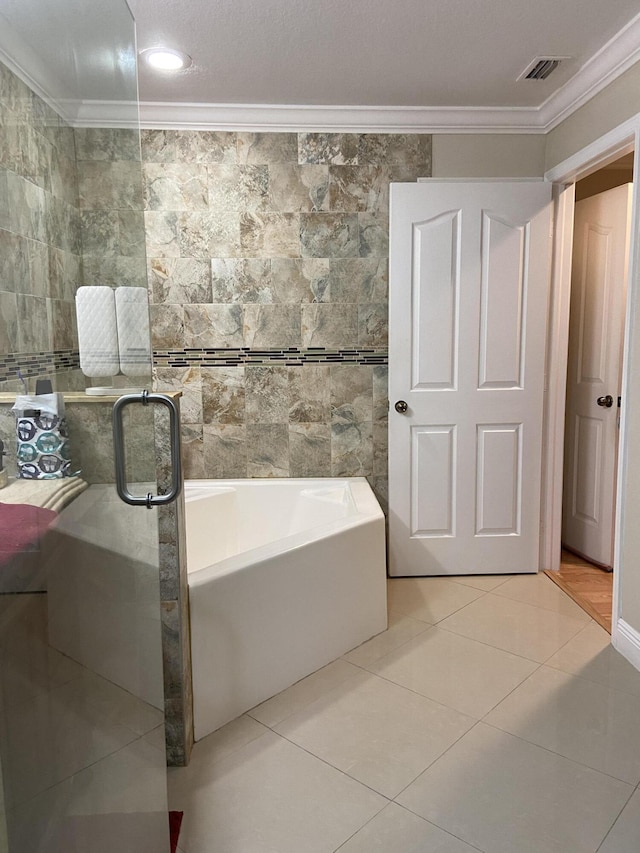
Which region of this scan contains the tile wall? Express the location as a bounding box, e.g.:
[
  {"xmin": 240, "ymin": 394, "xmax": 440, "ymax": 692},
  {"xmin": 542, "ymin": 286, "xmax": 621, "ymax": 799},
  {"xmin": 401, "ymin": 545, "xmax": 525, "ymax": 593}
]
[
  {"xmin": 0, "ymin": 62, "xmax": 82, "ymax": 391},
  {"xmin": 144, "ymin": 130, "xmax": 433, "ymax": 507}
]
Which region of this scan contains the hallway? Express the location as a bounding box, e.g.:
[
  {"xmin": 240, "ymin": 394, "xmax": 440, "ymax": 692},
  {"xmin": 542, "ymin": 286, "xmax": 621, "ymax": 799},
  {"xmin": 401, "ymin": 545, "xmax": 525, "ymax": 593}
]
[{"xmin": 170, "ymin": 572, "xmax": 640, "ymax": 852}]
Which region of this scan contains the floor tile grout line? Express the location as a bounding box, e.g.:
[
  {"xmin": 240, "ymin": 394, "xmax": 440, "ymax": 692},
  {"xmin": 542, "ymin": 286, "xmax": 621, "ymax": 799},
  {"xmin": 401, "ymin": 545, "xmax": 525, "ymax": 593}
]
[
  {"xmin": 331, "ymin": 805, "xmax": 387, "ymax": 852},
  {"xmin": 490, "ymin": 579, "xmax": 596, "ymax": 622},
  {"xmin": 480, "ymin": 720, "xmax": 640, "ymax": 788},
  {"xmin": 180, "ymin": 717, "xmax": 271, "ymax": 771},
  {"xmin": 246, "ymin": 664, "xmax": 364, "ymax": 730},
  {"xmin": 386, "ymin": 585, "xmax": 492, "ymax": 629},
  {"xmin": 595, "ymin": 785, "xmax": 637, "ymax": 852},
  {"xmin": 5, "ymin": 730, "xmax": 146, "ymax": 818},
  {"xmin": 430, "ymin": 619, "xmax": 575, "ymax": 665},
  {"xmin": 391, "ymin": 718, "xmax": 485, "ymax": 803},
  {"xmin": 331, "ymin": 802, "xmax": 487, "ymax": 853},
  {"xmin": 480, "ymin": 584, "xmax": 593, "ymax": 623},
  {"xmin": 264, "ymin": 725, "xmax": 394, "ymax": 803},
  {"xmin": 342, "ymin": 621, "xmax": 433, "ymax": 668}
]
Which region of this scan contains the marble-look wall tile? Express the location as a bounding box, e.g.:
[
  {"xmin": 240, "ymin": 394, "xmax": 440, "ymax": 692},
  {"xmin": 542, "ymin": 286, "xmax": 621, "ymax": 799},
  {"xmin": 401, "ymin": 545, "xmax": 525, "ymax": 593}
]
[
  {"xmin": 150, "ymin": 304, "xmax": 185, "ymax": 349},
  {"xmin": 77, "ymin": 161, "xmax": 143, "ymax": 210},
  {"xmin": 329, "ymin": 257, "xmax": 388, "ymax": 303},
  {"xmin": 28, "ymin": 239, "xmax": 50, "ymax": 298},
  {"xmin": 0, "ymin": 230, "xmax": 29, "ymax": 294},
  {"xmin": 331, "ymin": 421, "xmax": 373, "ymax": 477},
  {"xmin": 357, "ymin": 133, "xmax": 432, "ymax": 168},
  {"xmin": 243, "ymin": 304, "xmax": 301, "ymax": 347},
  {"xmin": 144, "ymin": 210, "xmax": 180, "ymax": 257},
  {"xmin": 298, "ymin": 133, "xmax": 359, "ymax": 165},
  {"xmin": 184, "ymin": 303, "xmax": 244, "ymax": 348},
  {"xmin": 17, "ymin": 293, "xmax": 51, "ymax": 351},
  {"xmin": 155, "ymin": 366, "xmax": 203, "ymax": 423},
  {"xmin": 49, "ymin": 247, "xmax": 80, "ymax": 301},
  {"xmin": 144, "ymin": 163, "xmax": 208, "ymax": 211},
  {"xmin": 180, "ymin": 423, "xmax": 205, "ymax": 479},
  {"xmin": 373, "ymin": 421, "xmax": 388, "ymax": 477},
  {"xmin": 48, "ymin": 298, "xmax": 76, "ymax": 350},
  {"xmin": 150, "ymin": 257, "xmax": 212, "ymax": 304},
  {"xmin": 209, "ymin": 165, "xmax": 269, "ymax": 216},
  {"xmin": 0, "ymin": 292, "xmax": 18, "ymax": 353},
  {"xmin": 245, "ymin": 366, "xmax": 289, "ymax": 423},
  {"xmin": 176, "ymin": 131, "xmax": 237, "ymax": 165},
  {"xmin": 331, "ymin": 365, "xmax": 373, "ymax": 424},
  {"xmin": 203, "ymin": 424, "xmax": 247, "ymax": 477},
  {"xmin": 211, "ymin": 258, "xmax": 272, "ymax": 303},
  {"xmin": 358, "ymin": 213, "xmax": 389, "ymax": 257},
  {"xmin": 246, "ymin": 423, "xmax": 289, "ymax": 477},
  {"xmin": 271, "ymin": 258, "xmax": 329, "ymax": 303},
  {"xmin": 373, "ymin": 365, "xmax": 389, "ymax": 422},
  {"xmin": 289, "ymin": 423, "xmax": 331, "ymax": 477},
  {"xmin": 75, "ymin": 128, "xmax": 141, "ymax": 162},
  {"xmin": 358, "ymin": 302, "xmax": 388, "ymax": 346},
  {"xmin": 300, "ymin": 212, "xmax": 359, "ymax": 258},
  {"xmin": 269, "ymin": 165, "xmax": 329, "ymax": 212},
  {"xmin": 329, "ymin": 165, "xmax": 389, "ymax": 214},
  {"xmin": 81, "ymin": 256, "xmax": 146, "ymax": 290},
  {"xmin": 237, "ymin": 132, "xmax": 298, "ymax": 164},
  {"xmin": 202, "ymin": 367, "xmax": 245, "ymax": 424},
  {"xmin": 178, "ymin": 211, "xmax": 240, "ymax": 259},
  {"xmin": 288, "ymin": 365, "xmax": 330, "ymax": 423},
  {"xmin": 240, "ymin": 212, "xmax": 300, "ymax": 258},
  {"xmin": 301, "ymin": 303, "xmax": 358, "ymax": 347}
]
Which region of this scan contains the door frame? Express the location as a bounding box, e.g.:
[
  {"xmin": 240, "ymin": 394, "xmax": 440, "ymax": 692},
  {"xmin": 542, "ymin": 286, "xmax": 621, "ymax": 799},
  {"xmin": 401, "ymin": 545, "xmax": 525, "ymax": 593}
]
[{"xmin": 542, "ymin": 113, "xmax": 640, "ymax": 667}]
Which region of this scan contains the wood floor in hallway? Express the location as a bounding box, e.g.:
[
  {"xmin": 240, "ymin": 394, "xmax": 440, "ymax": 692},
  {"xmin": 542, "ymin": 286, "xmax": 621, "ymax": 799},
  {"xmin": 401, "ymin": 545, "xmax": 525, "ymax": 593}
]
[{"xmin": 545, "ymin": 549, "xmax": 613, "ymax": 633}]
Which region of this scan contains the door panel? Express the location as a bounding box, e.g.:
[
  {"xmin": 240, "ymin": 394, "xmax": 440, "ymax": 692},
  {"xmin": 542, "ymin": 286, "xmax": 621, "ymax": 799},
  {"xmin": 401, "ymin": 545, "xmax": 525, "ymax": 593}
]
[
  {"xmin": 389, "ymin": 181, "xmax": 552, "ymax": 576},
  {"xmin": 412, "ymin": 212, "xmax": 460, "ymax": 389},
  {"xmin": 479, "ymin": 214, "xmax": 527, "ymax": 389},
  {"xmin": 562, "ymin": 184, "xmax": 632, "ymax": 568},
  {"xmin": 475, "ymin": 423, "xmax": 522, "ymax": 536},
  {"xmin": 411, "ymin": 425, "xmax": 456, "ymax": 536}
]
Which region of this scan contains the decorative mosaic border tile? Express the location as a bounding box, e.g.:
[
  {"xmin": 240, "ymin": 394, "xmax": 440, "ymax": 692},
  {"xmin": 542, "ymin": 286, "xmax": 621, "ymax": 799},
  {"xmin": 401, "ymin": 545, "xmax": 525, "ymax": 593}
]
[
  {"xmin": 0, "ymin": 351, "xmax": 80, "ymax": 384},
  {"xmin": 153, "ymin": 347, "xmax": 389, "ymax": 367}
]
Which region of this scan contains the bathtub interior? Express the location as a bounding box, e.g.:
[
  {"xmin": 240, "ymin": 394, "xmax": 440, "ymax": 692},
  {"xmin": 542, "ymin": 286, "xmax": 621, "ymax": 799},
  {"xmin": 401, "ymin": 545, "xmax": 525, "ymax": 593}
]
[{"xmin": 185, "ymin": 479, "xmax": 360, "ymax": 573}]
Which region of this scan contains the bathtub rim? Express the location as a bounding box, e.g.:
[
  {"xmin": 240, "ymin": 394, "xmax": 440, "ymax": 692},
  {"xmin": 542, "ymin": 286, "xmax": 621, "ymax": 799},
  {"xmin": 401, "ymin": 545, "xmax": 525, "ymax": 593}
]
[{"xmin": 185, "ymin": 476, "xmax": 384, "ymax": 587}]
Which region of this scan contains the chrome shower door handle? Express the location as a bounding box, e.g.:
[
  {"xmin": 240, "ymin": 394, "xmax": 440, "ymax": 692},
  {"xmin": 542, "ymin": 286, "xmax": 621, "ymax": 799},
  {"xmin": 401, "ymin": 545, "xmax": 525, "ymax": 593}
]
[{"xmin": 112, "ymin": 391, "xmax": 182, "ymax": 508}]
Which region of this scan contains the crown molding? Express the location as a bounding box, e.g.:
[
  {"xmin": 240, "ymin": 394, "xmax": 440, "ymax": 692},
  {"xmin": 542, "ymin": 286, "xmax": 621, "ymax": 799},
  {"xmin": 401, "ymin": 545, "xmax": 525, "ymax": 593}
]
[
  {"xmin": 539, "ymin": 10, "xmax": 640, "ymax": 131},
  {"xmin": 133, "ymin": 101, "xmax": 544, "ymax": 133},
  {"xmin": 73, "ymin": 99, "xmax": 140, "ymax": 128}
]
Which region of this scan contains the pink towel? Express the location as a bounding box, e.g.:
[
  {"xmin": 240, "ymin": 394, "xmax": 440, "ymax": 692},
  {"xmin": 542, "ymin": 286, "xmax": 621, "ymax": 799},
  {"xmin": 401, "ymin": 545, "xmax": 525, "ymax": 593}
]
[{"xmin": 0, "ymin": 503, "xmax": 57, "ymax": 563}]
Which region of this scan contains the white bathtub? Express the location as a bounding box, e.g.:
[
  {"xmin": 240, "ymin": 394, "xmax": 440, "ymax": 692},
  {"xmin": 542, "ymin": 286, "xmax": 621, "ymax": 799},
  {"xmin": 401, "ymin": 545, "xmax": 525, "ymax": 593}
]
[{"xmin": 186, "ymin": 477, "xmax": 387, "ymax": 740}]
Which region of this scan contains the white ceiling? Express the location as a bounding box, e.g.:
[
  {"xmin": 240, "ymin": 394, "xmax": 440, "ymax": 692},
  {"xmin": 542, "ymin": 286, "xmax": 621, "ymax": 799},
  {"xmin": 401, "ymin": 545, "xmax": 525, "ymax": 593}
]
[{"xmin": 129, "ymin": 0, "xmax": 640, "ymax": 112}]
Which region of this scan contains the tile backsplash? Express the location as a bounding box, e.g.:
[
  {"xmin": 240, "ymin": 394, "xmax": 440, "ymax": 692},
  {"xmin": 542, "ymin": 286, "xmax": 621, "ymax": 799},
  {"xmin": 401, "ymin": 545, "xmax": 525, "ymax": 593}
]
[{"xmin": 144, "ymin": 130, "xmax": 432, "ymax": 507}]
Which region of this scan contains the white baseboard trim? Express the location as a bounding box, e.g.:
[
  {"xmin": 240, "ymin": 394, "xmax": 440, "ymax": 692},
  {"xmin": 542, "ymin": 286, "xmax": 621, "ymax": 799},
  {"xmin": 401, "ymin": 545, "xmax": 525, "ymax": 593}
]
[{"xmin": 612, "ymin": 618, "xmax": 640, "ymax": 672}]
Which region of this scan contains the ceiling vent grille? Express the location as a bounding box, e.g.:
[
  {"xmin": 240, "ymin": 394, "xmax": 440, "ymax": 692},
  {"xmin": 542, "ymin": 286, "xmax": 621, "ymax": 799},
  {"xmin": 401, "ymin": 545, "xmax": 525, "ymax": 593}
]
[{"xmin": 519, "ymin": 57, "xmax": 565, "ymax": 81}]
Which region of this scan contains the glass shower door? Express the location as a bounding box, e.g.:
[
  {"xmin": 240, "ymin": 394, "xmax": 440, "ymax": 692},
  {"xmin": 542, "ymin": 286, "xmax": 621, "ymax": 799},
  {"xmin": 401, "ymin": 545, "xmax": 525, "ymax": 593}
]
[{"xmin": 0, "ymin": 0, "xmax": 171, "ymax": 850}]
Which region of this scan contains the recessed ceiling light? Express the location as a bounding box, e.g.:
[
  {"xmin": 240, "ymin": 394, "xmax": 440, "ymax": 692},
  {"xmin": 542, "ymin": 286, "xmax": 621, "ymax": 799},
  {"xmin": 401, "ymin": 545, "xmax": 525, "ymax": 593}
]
[{"xmin": 140, "ymin": 48, "xmax": 192, "ymax": 71}]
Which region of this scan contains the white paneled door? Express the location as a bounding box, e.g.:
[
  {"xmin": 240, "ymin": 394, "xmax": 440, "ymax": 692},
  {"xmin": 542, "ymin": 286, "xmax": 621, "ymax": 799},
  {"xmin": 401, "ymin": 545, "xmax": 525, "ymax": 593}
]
[
  {"xmin": 562, "ymin": 184, "xmax": 632, "ymax": 569},
  {"xmin": 388, "ymin": 181, "xmax": 552, "ymax": 576}
]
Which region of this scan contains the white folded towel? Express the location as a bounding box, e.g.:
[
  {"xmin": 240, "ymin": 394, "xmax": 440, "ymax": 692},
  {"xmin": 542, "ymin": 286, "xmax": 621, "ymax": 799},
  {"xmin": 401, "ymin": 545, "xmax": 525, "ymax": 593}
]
[
  {"xmin": 115, "ymin": 287, "xmax": 152, "ymax": 378},
  {"xmin": 76, "ymin": 286, "xmax": 119, "ymax": 378}
]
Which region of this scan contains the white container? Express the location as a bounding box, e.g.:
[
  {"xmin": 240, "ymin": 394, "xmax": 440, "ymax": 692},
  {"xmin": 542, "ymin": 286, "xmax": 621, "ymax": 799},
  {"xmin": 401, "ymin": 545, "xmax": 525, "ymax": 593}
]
[{"xmin": 186, "ymin": 477, "xmax": 387, "ymax": 740}]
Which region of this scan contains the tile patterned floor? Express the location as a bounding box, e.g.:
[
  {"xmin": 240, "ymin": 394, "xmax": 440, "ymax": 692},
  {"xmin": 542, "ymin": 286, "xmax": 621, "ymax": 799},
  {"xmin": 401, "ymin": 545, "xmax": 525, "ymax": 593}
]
[{"xmin": 170, "ymin": 573, "xmax": 640, "ymax": 853}]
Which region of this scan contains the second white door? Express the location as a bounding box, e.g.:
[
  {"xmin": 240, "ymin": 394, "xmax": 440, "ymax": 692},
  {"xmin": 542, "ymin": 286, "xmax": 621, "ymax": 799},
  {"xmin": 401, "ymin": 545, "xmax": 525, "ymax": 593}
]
[{"xmin": 562, "ymin": 184, "xmax": 633, "ymax": 568}]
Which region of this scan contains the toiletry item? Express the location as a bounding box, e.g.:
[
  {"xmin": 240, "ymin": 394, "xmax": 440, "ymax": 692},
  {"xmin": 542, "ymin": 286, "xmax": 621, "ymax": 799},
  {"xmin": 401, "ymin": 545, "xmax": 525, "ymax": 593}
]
[
  {"xmin": 11, "ymin": 394, "xmax": 71, "ymax": 479},
  {"xmin": 0, "ymin": 439, "xmax": 7, "ymax": 488}
]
